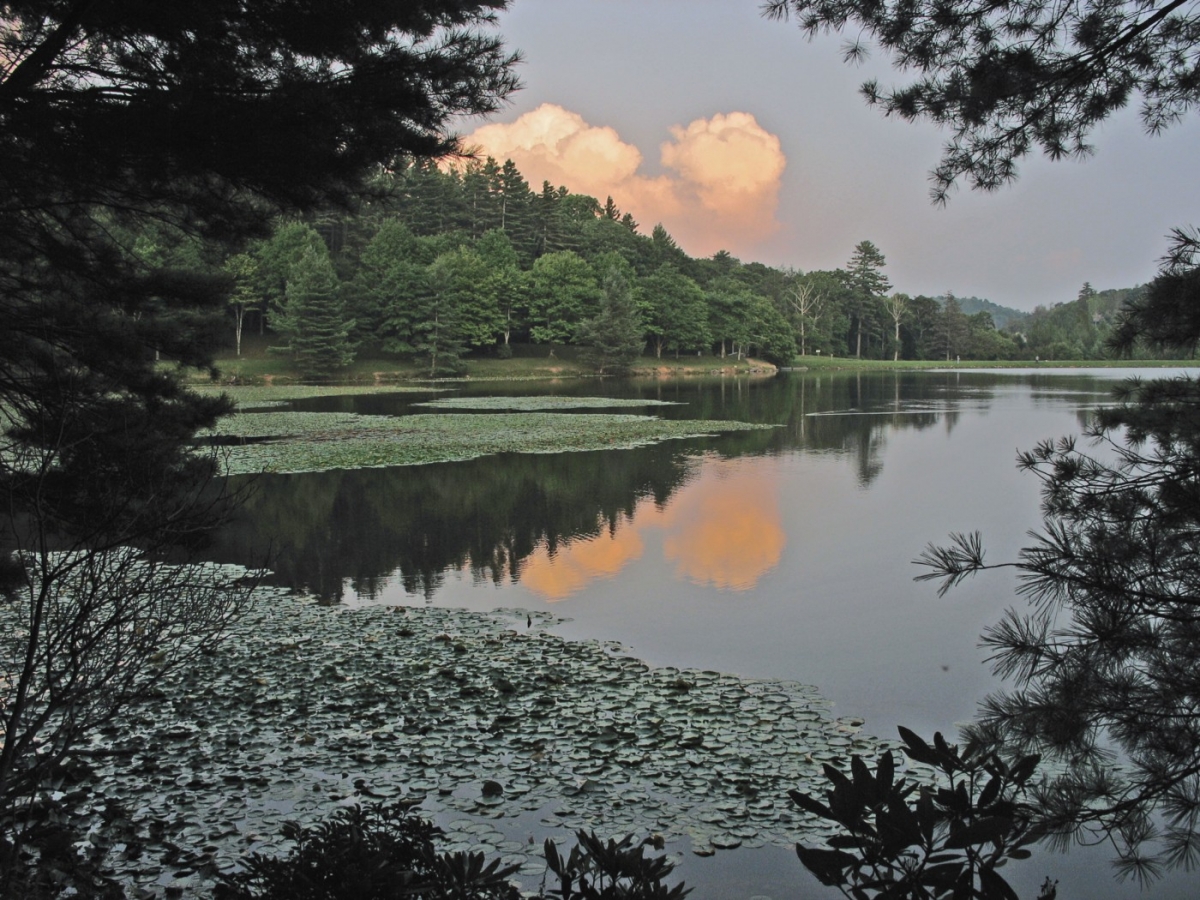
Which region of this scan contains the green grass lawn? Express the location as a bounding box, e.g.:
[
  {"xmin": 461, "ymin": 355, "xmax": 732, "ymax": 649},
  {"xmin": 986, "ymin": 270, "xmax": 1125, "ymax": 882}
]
[
  {"xmin": 186, "ymin": 335, "xmax": 1198, "ymax": 384},
  {"xmin": 788, "ymin": 355, "xmax": 1200, "ymax": 371},
  {"xmin": 190, "ymin": 335, "xmax": 777, "ymax": 384}
]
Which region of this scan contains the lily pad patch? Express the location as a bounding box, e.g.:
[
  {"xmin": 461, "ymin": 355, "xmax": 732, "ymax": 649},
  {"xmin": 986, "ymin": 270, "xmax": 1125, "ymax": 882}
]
[
  {"xmin": 50, "ymin": 593, "xmax": 896, "ymax": 894},
  {"xmin": 413, "ymin": 396, "xmax": 683, "ymax": 412},
  {"xmin": 203, "ymin": 412, "xmax": 775, "ymax": 475}
]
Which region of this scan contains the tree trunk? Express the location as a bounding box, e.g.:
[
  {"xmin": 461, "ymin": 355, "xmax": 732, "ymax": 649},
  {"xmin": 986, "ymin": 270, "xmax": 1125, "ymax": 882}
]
[{"xmin": 234, "ymin": 305, "xmax": 245, "ymax": 357}]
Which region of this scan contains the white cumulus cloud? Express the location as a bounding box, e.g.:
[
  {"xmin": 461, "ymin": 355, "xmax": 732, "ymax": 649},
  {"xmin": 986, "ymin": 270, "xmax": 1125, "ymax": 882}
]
[{"xmin": 463, "ymin": 103, "xmax": 786, "ymax": 258}]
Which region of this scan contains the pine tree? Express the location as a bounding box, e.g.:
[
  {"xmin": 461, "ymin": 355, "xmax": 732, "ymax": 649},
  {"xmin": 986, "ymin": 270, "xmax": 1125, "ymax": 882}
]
[
  {"xmin": 273, "ymin": 248, "xmax": 356, "ymax": 377},
  {"xmin": 577, "ymin": 268, "xmax": 645, "ymax": 374},
  {"xmin": 845, "ymin": 240, "xmax": 891, "ymax": 358}
]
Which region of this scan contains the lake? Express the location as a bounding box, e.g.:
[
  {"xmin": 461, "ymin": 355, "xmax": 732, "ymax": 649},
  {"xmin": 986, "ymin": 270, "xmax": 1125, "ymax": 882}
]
[{"xmin": 205, "ymin": 367, "xmax": 1197, "ymax": 899}]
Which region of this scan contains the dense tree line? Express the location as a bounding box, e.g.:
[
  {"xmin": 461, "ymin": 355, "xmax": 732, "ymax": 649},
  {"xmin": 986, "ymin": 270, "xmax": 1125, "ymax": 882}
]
[
  {"xmin": 202, "ymin": 159, "xmax": 1152, "ymax": 376},
  {"xmin": 172, "ymin": 159, "xmax": 1155, "ymax": 377}
]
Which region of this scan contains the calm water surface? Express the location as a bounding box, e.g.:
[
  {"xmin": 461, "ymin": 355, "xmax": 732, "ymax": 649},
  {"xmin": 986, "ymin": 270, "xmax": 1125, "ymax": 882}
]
[{"xmin": 207, "ymin": 368, "xmax": 1197, "ymax": 899}]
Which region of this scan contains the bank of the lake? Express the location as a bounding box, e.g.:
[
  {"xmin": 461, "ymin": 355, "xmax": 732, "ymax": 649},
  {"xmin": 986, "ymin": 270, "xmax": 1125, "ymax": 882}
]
[
  {"xmin": 789, "ymin": 355, "xmax": 1200, "ymax": 371},
  {"xmin": 197, "ymin": 336, "xmax": 778, "ymax": 385},
  {"xmin": 195, "ymin": 335, "xmax": 1198, "ymax": 385}
]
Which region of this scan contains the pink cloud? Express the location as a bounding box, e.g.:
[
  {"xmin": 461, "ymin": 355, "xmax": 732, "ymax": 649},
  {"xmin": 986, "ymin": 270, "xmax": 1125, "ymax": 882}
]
[{"xmin": 464, "ymin": 104, "xmax": 786, "ymax": 258}]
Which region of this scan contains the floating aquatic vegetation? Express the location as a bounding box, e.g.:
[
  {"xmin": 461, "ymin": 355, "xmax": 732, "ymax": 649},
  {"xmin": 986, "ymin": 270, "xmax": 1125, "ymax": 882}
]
[
  {"xmin": 191, "ymin": 384, "xmax": 438, "ymax": 410},
  {"xmin": 204, "ymin": 412, "xmax": 774, "ymax": 475},
  {"xmin": 59, "ymin": 593, "xmax": 894, "ymax": 895},
  {"xmin": 414, "ymin": 397, "xmax": 683, "ymax": 412}
]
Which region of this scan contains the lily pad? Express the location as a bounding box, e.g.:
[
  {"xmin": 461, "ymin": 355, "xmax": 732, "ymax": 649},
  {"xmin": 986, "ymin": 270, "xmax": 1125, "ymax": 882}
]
[
  {"xmin": 413, "ymin": 396, "xmax": 683, "ymax": 411},
  {"xmin": 9, "ymin": 579, "xmax": 902, "ymax": 895},
  {"xmin": 203, "ymin": 411, "xmax": 775, "ymax": 475}
]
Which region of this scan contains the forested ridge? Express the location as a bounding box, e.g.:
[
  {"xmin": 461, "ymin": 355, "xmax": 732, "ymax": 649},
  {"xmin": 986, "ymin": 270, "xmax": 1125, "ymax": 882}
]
[{"xmin": 139, "ymin": 157, "xmax": 1144, "ymax": 378}]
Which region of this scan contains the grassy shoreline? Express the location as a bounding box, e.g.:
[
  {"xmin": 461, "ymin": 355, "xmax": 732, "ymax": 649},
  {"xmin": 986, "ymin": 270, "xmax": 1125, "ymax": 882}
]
[
  {"xmin": 188, "ymin": 337, "xmax": 1198, "ymax": 385},
  {"xmin": 788, "ymin": 355, "xmax": 1200, "ymax": 371},
  {"xmin": 190, "ymin": 349, "xmax": 778, "ymax": 385}
]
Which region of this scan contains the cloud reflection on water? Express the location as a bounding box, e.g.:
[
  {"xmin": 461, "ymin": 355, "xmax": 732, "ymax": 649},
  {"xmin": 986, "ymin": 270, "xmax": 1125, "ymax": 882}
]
[{"xmin": 520, "ymin": 458, "xmax": 784, "ymax": 600}]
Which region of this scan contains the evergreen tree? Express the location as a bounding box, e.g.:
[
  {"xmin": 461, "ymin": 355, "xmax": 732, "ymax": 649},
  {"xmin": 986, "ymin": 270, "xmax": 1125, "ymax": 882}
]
[
  {"xmin": 254, "ymin": 222, "xmax": 329, "ymax": 323},
  {"xmin": 577, "ymin": 268, "xmax": 645, "ymax": 374},
  {"xmin": 379, "ymin": 263, "xmax": 434, "ymax": 357},
  {"xmin": 845, "ymin": 241, "xmax": 891, "ymax": 358},
  {"xmin": 416, "ymin": 253, "xmax": 470, "ymax": 375},
  {"xmin": 273, "ymin": 248, "xmax": 356, "ymax": 376},
  {"xmin": 497, "ymin": 159, "xmax": 536, "ymax": 259},
  {"xmin": 1075, "ymin": 281, "xmax": 1099, "ymax": 355},
  {"xmin": 936, "ymin": 292, "xmax": 970, "ymax": 361},
  {"xmin": 356, "ymin": 219, "xmax": 422, "ymax": 339},
  {"xmin": 766, "ymin": 0, "xmax": 1200, "ymax": 201},
  {"xmin": 0, "ymin": 0, "xmax": 517, "ymax": 860}
]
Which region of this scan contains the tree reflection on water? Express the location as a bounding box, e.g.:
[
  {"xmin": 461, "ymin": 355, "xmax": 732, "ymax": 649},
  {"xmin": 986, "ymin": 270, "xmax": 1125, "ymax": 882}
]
[{"xmin": 204, "ymin": 371, "xmax": 971, "ymax": 603}]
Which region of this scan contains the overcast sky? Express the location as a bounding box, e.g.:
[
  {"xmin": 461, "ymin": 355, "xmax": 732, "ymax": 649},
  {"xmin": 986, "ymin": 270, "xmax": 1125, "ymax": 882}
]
[{"xmin": 459, "ymin": 0, "xmax": 1200, "ymax": 311}]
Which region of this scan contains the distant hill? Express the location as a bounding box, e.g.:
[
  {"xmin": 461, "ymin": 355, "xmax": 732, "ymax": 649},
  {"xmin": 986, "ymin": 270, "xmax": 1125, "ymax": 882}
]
[{"xmin": 942, "ymin": 295, "xmax": 1029, "ymax": 329}]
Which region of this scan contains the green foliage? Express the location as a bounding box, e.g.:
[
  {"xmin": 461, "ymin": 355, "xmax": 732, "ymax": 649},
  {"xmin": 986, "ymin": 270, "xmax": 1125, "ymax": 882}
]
[
  {"xmin": 936, "ymin": 293, "xmax": 970, "ymax": 361},
  {"xmin": 355, "ymin": 219, "xmax": 422, "ymax": 336},
  {"xmin": 0, "ymin": 0, "xmax": 518, "ymax": 881},
  {"xmin": 640, "ymin": 265, "xmax": 711, "ymax": 359},
  {"xmin": 792, "ymin": 728, "xmax": 1044, "ymax": 900},
  {"xmin": 528, "ymin": 251, "xmax": 602, "ymax": 345},
  {"xmin": 272, "ymin": 247, "xmax": 357, "ymax": 377},
  {"xmin": 543, "ymin": 830, "xmax": 690, "ymax": 899},
  {"xmin": 912, "ymin": 231, "xmax": 1200, "ymax": 881},
  {"xmin": 214, "ymin": 802, "xmax": 521, "ymax": 900},
  {"xmin": 428, "ymin": 246, "xmax": 502, "ymax": 347},
  {"xmin": 0, "ymin": 810, "xmax": 125, "ymax": 899},
  {"xmin": 224, "ymin": 252, "xmax": 261, "ymax": 356},
  {"xmin": 255, "ymin": 222, "xmax": 329, "ymax": 316},
  {"xmin": 845, "ymin": 242, "xmax": 891, "ymax": 358},
  {"xmin": 1110, "ymin": 228, "xmax": 1200, "ymax": 357},
  {"xmin": 577, "ymin": 268, "xmax": 646, "ymax": 374},
  {"xmin": 231, "ymin": 160, "xmax": 1150, "ymax": 369},
  {"xmin": 765, "ymin": 0, "xmax": 1200, "ymax": 201},
  {"xmin": 741, "ymin": 293, "xmax": 798, "ymax": 365},
  {"xmin": 214, "ymin": 802, "xmax": 689, "ymax": 900}
]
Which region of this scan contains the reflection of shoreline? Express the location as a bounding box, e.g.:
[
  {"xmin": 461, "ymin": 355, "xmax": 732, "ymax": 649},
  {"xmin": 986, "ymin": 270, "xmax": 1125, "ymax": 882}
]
[{"xmin": 520, "ymin": 458, "xmax": 785, "ymax": 600}]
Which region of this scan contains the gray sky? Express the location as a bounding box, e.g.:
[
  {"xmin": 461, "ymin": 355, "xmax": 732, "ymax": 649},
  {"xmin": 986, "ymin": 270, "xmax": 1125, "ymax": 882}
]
[{"xmin": 463, "ymin": 0, "xmax": 1200, "ymax": 310}]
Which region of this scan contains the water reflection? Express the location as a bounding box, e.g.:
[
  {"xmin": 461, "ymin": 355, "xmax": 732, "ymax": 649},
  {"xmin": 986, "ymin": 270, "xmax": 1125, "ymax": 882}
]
[
  {"xmin": 199, "ymin": 366, "xmax": 1199, "ymax": 900},
  {"xmin": 658, "ymin": 459, "xmax": 784, "ymax": 590},
  {"xmin": 522, "ymin": 521, "xmax": 645, "ymax": 600},
  {"xmin": 520, "ymin": 458, "xmax": 785, "ymax": 598},
  {"xmin": 206, "ymin": 369, "xmax": 1127, "ymax": 604},
  {"xmin": 209, "ymin": 445, "xmax": 694, "ymax": 603}
]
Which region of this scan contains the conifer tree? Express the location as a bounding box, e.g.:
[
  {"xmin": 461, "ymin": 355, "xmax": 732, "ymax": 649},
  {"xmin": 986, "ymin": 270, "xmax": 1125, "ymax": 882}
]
[
  {"xmin": 845, "ymin": 241, "xmax": 891, "ymax": 358},
  {"xmin": 577, "ymin": 268, "xmax": 645, "ymax": 374},
  {"xmin": 273, "ymin": 248, "xmax": 356, "ymax": 377}
]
